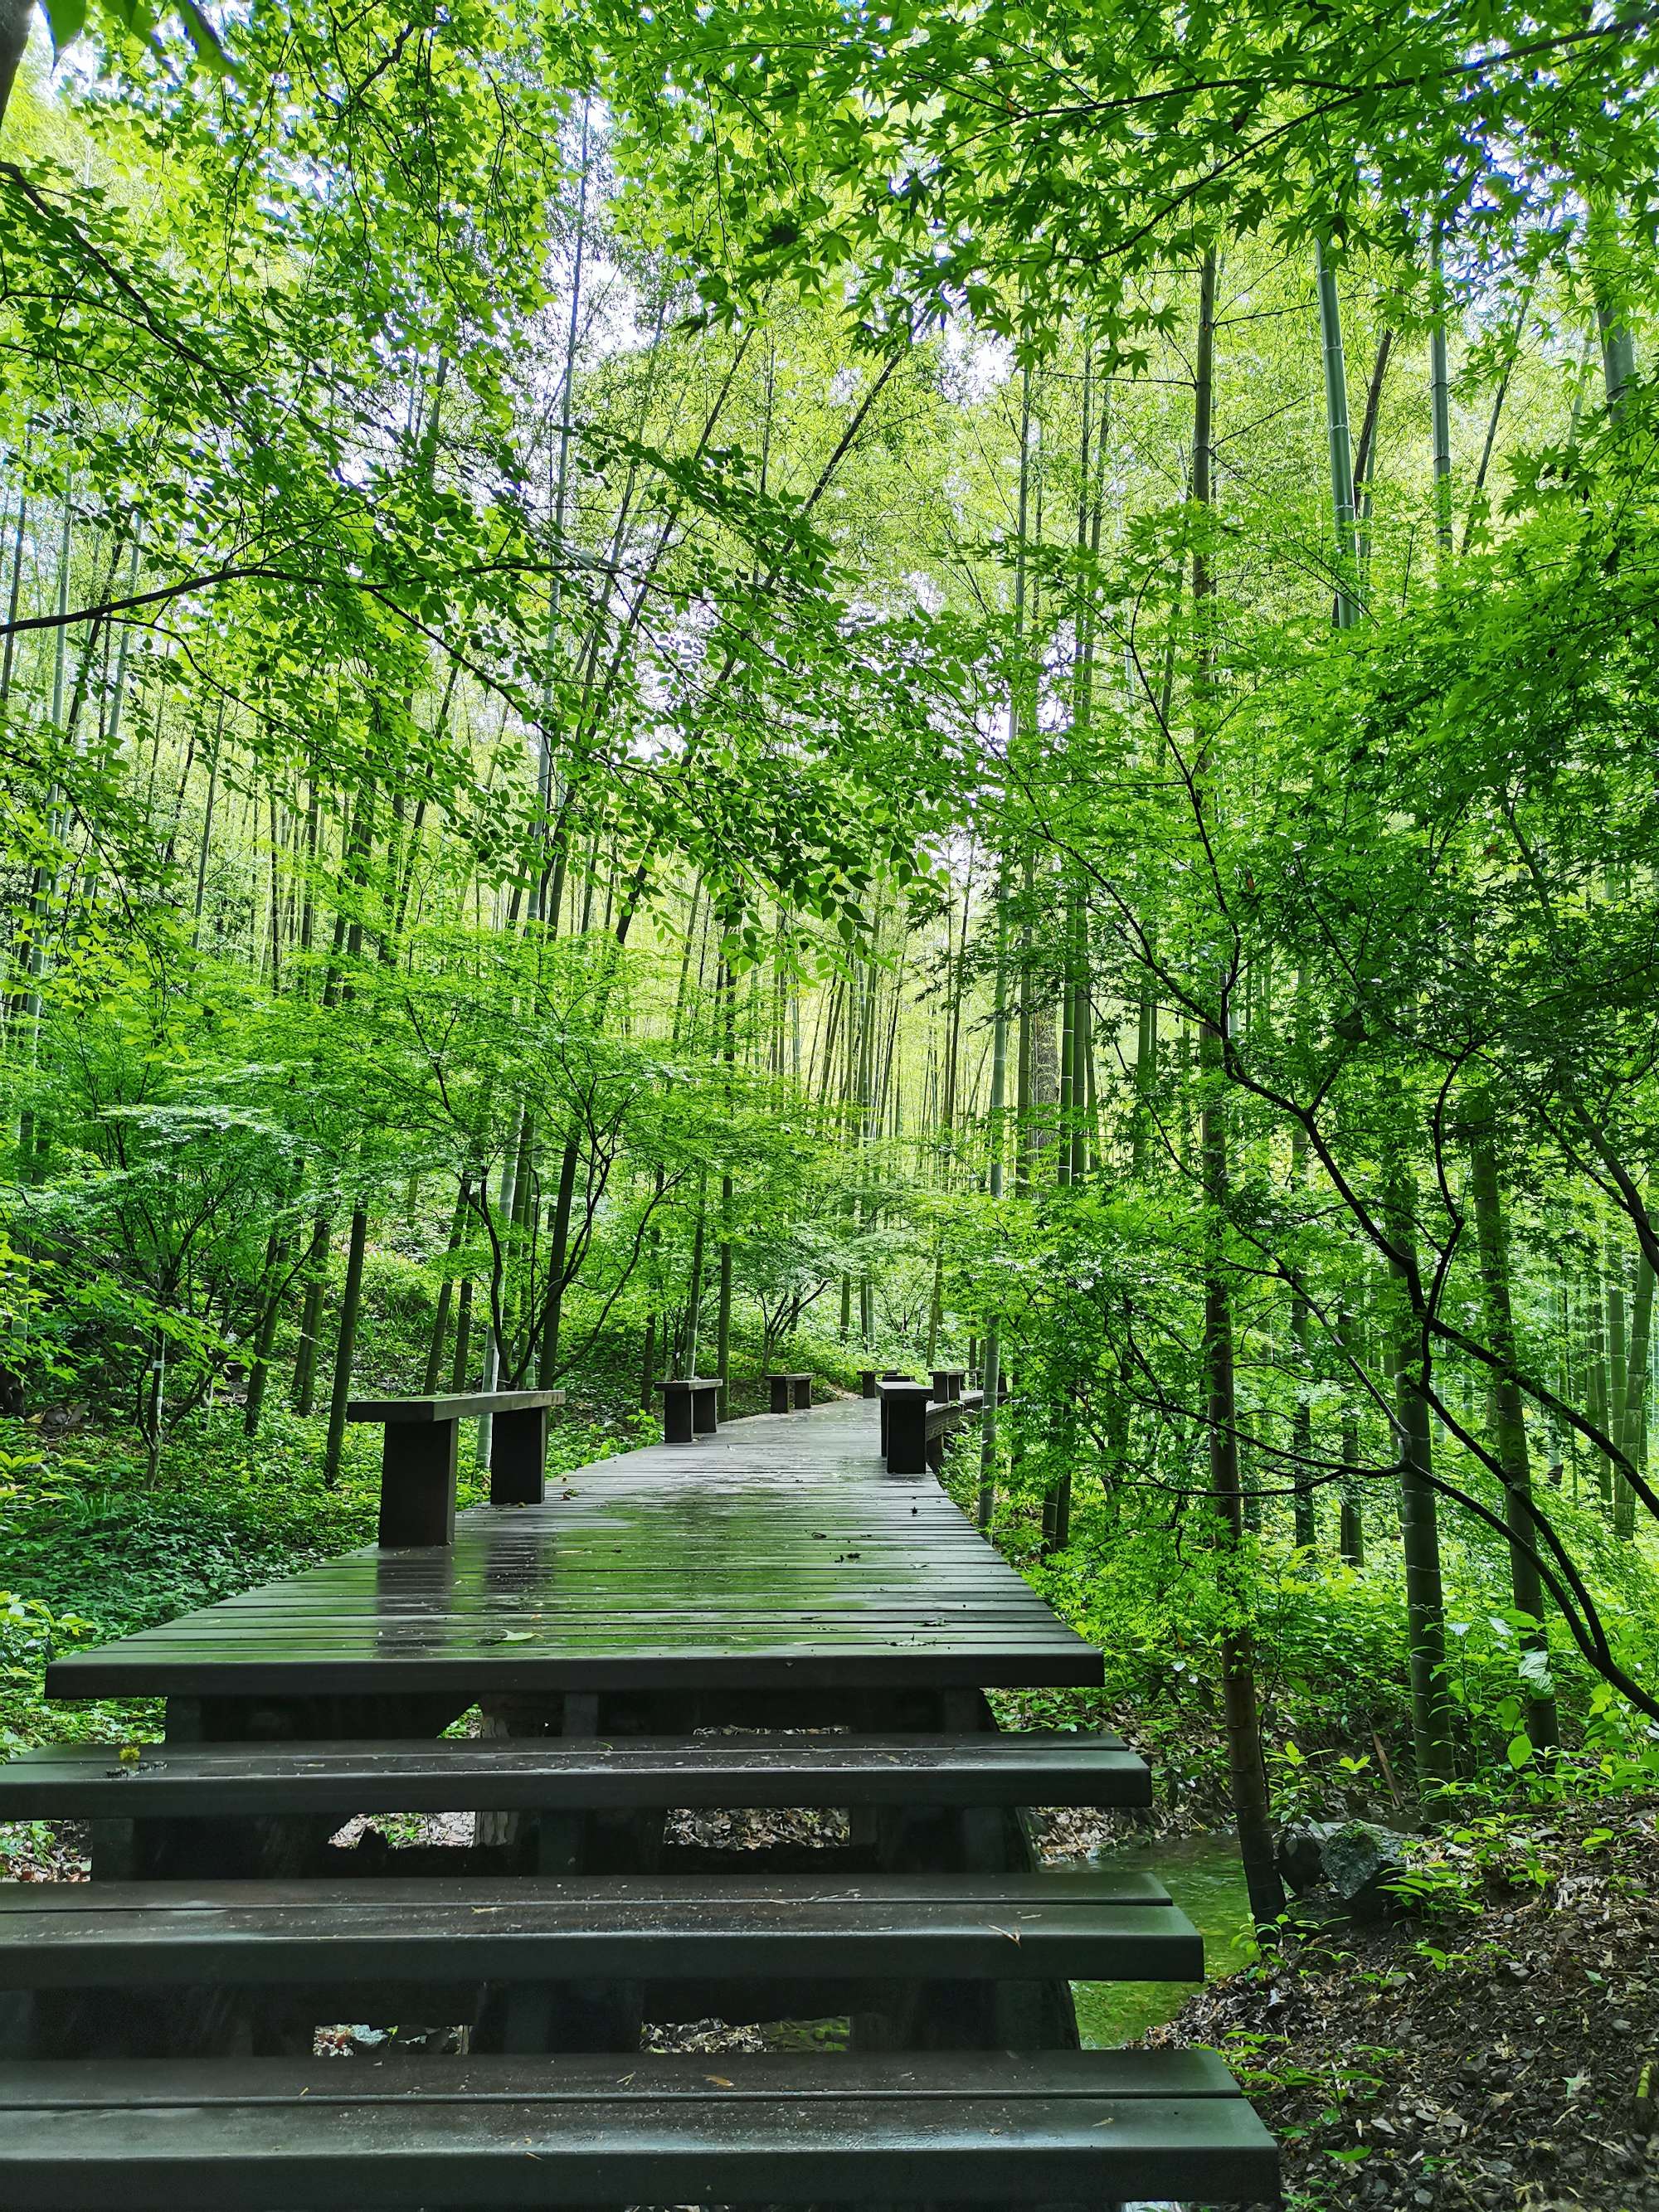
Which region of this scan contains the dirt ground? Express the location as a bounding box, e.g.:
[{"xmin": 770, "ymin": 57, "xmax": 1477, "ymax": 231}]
[{"xmin": 1156, "ymin": 1798, "xmax": 1659, "ymax": 2212}]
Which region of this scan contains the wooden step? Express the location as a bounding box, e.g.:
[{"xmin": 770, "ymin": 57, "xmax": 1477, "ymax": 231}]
[
  {"xmin": 0, "ymin": 2049, "xmax": 1281, "ymax": 2206},
  {"xmin": 0, "ymin": 1731, "xmax": 1147, "ymax": 1819},
  {"xmin": 0, "ymin": 1871, "xmax": 1199, "ymax": 1988}
]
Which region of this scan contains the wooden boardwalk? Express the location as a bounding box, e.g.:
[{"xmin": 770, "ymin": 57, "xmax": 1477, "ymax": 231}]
[
  {"xmin": 3, "ymin": 1386, "xmax": 1277, "ymax": 2208},
  {"xmin": 48, "ymin": 1397, "xmax": 1102, "ymax": 1702}
]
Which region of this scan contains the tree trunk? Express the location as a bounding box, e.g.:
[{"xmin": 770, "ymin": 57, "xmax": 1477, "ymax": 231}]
[
  {"xmin": 422, "ymin": 1174, "xmax": 473, "ymax": 1395},
  {"xmin": 450, "ymin": 1276, "xmax": 474, "ymax": 1393},
  {"xmin": 1338, "ymin": 1305, "xmax": 1365, "ymax": 1568},
  {"xmin": 323, "ymin": 1205, "xmax": 369, "ymax": 1489},
  {"xmin": 0, "ymin": 0, "xmax": 32, "ymax": 134},
  {"xmin": 1193, "ymin": 246, "xmax": 1284, "ymax": 1923},
  {"xmin": 639, "ymin": 1309, "xmax": 657, "ymax": 1411},
  {"xmin": 192, "ymin": 710, "xmax": 225, "ymax": 946},
  {"xmin": 684, "ymin": 1170, "xmax": 708, "ymax": 1375},
  {"xmin": 716, "ymin": 1180, "xmax": 734, "ymax": 1417},
  {"xmin": 715, "ymin": 956, "xmax": 736, "ymax": 1417},
  {"xmin": 1607, "ymin": 1225, "xmax": 1628, "ymax": 1516},
  {"xmin": 537, "ymin": 1140, "xmax": 581, "ymax": 1388},
  {"xmin": 0, "ymin": 476, "xmax": 27, "ymax": 707},
  {"xmin": 1387, "ymin": 1178, "xmax": 1456, "ymax": 1790},
  {"xmin": 242, "ymin": 1232, "xmax": 291, "ymax": 1439},
  {"xmin": 1588, "ymin": 199, "xmax": 1637, "ymax": 416},
  {"xmin": 290, "ymin": 1210, "xmax": 331, "ymax": 1416},
  {"xmin": 1587, "ymin": 1242, "xmax": 1613, "ymax": 1506},
  {"xmin": 1314, "ymin": 233, "xmax": 1359, "ymax": 626},
  {"xmin": 1467, "ymin": 1120, "xmax": 1559, "ymax": 1750},
  {"xmin": 478, "ymin": 1117, "xmax": 523, "ymax": 1462},
  {"xmin": 978, "ymin": 872, "xmax": 1013, "ymax": 1530},
  {"xmin": 1429, "ymin": 232, "xmax": 1454, "ymax": 555},
  {"xmin": 1617, "ymin": 1253, "xmax": 1653, "ymax": 1541},
  {"xmin": 1290, "ymin": 1285, "xmax": 1316, "ymax": 1550},
  {"xmin": 1131, "ymin": 956, "xmax": 1157, "ymax": 1174}
]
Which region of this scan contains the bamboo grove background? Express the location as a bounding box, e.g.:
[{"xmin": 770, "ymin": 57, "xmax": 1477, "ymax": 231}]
[{"xmin": 3, "ymin": 2, "xmax": 1659, "ymax": 1876}]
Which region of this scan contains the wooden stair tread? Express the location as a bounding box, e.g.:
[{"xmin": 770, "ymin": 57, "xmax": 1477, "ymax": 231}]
[
  {"xmin": 0, "ymin": 2051, "xmax": 1280, "ymax": 2206},
  {"xmin": 0, "ymin": 1732, "xmax": 1144, "ymax": 1816},
  {"xmin": 0, "ymin": 1873, "xmax": 1200, "ymax": 1986}
]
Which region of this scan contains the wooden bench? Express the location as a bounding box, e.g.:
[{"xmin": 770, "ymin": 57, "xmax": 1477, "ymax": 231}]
[
  {"xmin": 654, "ymin": 1375, "xmax": 720, "ymax": 1444},
  {"xmin": 883, "ymin": 1383, "xmax": 995, "ymax": 1476},
  {"xmin": 345, "ymin": 1390, "xmax": 564, "ymax": 1547},
  {"xmin": 0, "ymin": 1731, "xmax": 1150, "ymax": 1820},
  {"xmin": 0, "ymin": 2048, "xmax": 1281, "ymax": 2206},
  {"xmin": 878, "ymin": 1377, "xmax": 930, "ymax": 1462},
  {"xmin": 766, "ymin": 1371, "xmax": 813, "ymax": 1413},
  {"xmin": 860, "ymin": 1366, "xmax": 912, "ymax": 1398}
]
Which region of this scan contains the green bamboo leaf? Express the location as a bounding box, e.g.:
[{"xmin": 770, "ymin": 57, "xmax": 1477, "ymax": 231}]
[
  {"xmin": 40, "ymin": 0, "xmax": 89, "ymax": 52},
  {"xmin": 173, "ymin": 0, "xmax": 239, "ymax": 76}
]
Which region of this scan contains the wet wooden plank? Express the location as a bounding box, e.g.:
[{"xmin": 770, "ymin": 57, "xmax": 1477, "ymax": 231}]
[
  {"xmin": 46, "ymin": 1400, "xmax": 1102, "ymax": 1701},
  {"xmin": 0, "ymin": 2049, "xmax": 1281, "ymax": 2208},
  {"xmin": 0, "ymin": 1733, "xmax": 1145, "ymax": 1820},
  {"xmin": 345, "ymin": 1391, "xmax": 561, "ymax": 1423},
  {"xmin": 0, "ymin": 1873, "xmax": 1202, "ymax": 1987}
]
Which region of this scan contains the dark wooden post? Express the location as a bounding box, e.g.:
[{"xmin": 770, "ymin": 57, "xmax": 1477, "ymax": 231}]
[
  {"xmin": 878, "ymin": 1373, "xmax": 918, "ymax": 1453},
  {"xmin": 860, "ymin": 1369, "xmax": 879, "ymax": 1398},
  {"xmin": 693, "ymin": 1378, "xmax": 718, "ymax": 1435},
  {"xmin": 932, "ymin": 1367, "xmax": 966, "ymax": 1403},
  {"xmin": 768, "ymin": 1374, "xmax": 793, "ymax": 1416},
  {"xmin": 377, "ymin": 1417, "xmax": 460, "ymax": 1547},
  {"xmin": 792, "ymin": 1373, "xmax": 812, "ymax": 1409},
  {"xmin": 491, "ymin": 1402, "xmax": 549, "ymax": 1505}
]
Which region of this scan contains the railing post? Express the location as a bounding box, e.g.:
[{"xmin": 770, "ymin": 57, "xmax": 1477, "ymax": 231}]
[
  {"xmin": 878, "ymin": 1373, "xmax": 917, "ymax": 1456},
  {"xmin": 791, "ymin": 1373, "xmax": 812, "ymax": 1410},
  {"xmin": 768, "ymin": 1374, "xmax": 792, "ymax": 1416}
]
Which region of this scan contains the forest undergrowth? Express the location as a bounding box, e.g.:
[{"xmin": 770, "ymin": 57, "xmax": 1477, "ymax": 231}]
[{"xmin": 1165, "ymin": 1798, "xmax": 1659, "ymax": 2212}]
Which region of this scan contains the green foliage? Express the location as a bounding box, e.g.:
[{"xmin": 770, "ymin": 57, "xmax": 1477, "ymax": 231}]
[{"xmin": 3, "ymin": 0, "xmax": 1659, "ymax": 1844}]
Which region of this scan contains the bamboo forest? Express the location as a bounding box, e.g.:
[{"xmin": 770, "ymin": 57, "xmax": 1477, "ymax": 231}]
[{"xmin": 1, "ymin": 2, "xmax": 1657, "ymax": 2208}]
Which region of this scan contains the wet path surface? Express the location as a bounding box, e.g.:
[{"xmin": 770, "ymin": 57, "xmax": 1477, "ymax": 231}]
[{"xmin": 48, "ymin": 1398, "xmax": 1102, "ymax": 1703}]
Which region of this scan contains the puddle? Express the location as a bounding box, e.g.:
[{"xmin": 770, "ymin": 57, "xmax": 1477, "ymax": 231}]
[{"xmin": 1073, "ymin": 1829, "xmax": 1254, "ymax": 2047}]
